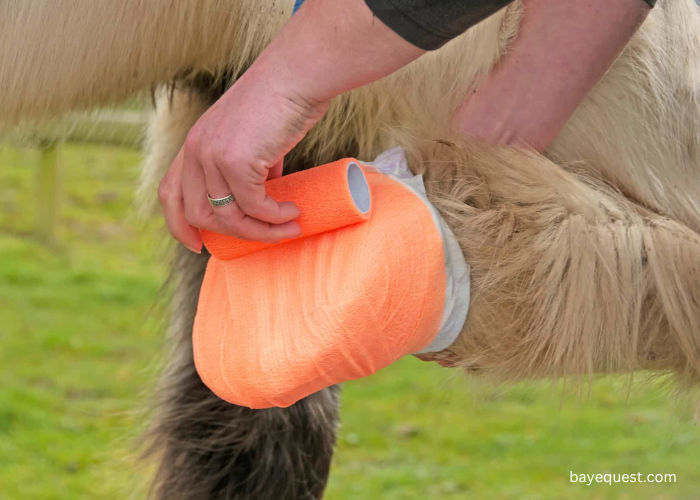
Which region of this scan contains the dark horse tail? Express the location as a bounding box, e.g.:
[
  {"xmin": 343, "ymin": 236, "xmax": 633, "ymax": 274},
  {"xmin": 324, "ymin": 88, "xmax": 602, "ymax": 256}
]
[{"xmin": 142, "ymin": 246, "xmax": 341, "ymax": 499}]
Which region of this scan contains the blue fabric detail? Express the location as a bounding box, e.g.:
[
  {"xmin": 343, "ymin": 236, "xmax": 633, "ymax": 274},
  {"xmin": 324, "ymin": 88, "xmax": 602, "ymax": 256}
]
[{"xmin": 293, "ymin": 0, "xmax": 305, "ymax": 14}]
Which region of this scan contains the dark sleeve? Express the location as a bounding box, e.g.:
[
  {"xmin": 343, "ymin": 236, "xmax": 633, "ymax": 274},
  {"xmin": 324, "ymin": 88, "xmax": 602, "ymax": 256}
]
[
  {"xmin": 364, "ymin": 0, "xmax": 656, "ymax": 51},
  {"xmin": 364, "ymin": 0, "xmax": 514, "ymax": 50}
]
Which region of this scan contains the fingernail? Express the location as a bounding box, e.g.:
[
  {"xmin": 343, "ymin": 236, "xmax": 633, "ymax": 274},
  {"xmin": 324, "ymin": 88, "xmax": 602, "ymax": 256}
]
[{"xmin": 185, "ymin": 243, "xmax": 202, "ymax": 254}]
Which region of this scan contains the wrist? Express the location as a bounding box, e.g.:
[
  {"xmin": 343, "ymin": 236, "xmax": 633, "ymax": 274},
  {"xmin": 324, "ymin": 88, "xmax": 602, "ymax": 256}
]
[
  {"xmin": 252, "ymin": 0, "xmax": 424, "ymax": 105},
  {"xmin": 247, "ymin": 43, "xmax": 331, "ymax": 115},
  {"xmin": 452, "ymin": 70, "xmax": 565, "ymax": 152}
]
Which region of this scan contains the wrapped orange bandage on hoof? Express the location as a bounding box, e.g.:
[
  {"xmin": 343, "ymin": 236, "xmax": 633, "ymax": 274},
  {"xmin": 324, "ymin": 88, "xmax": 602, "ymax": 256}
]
[{"xmin": 194, "ymin": 148, "xmax": 470, "ymax": 409}]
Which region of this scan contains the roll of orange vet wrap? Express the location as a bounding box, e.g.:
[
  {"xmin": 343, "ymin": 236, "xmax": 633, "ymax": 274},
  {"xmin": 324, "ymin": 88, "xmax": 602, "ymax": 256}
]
[
  {"xmin": 201, "ymin": 159, "xmax": 372, "ymax": 260},
  {"xmin": 194, "ymin": 168, "xmax": 447, "ymax": 409}
]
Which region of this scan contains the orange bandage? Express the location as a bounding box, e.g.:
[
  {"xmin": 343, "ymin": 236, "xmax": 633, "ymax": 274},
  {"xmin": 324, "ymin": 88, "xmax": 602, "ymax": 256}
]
[
  {"xmin": 201, "ymin": 159, "xmax": 372, "ymax": 260},
  {"xmin": 194, "ymin": 154, "xmax": 467, "ymax": 409}
]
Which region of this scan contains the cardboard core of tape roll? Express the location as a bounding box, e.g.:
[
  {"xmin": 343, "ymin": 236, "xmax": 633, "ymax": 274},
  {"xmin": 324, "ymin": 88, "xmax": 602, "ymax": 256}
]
[
  {"xmin": 201, "ymin": 159, "xmax": 372, "ymax": 260},
  {"xmin": 347, "ymin": 162, "xmax": 371, "ymax": 214}
]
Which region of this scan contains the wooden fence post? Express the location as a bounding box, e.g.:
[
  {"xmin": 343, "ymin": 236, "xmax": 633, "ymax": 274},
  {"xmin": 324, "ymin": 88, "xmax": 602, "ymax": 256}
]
[
  {"xmin": 35, "ymin": 140, "xmax": 60, "ymax": 244},
  {"xmin": 21, "ymin": 109, "xmax": 147, "ymax": 244}
]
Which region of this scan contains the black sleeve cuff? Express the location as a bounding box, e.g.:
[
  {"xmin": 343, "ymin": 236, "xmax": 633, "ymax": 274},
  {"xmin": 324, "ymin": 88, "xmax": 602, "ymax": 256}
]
[
  {"xmin": 364, "ymin": 0, "xmax": 514, "ymax": 51},
  {"xmin": 366, "ymin": 0, "xmax": 656, "ymax": 52}
]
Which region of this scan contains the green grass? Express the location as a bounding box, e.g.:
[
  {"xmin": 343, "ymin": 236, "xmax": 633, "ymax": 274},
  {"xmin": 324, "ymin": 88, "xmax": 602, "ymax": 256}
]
[{"xmin": 1, "ymin": 143, "xmax": 699, "ymax": 499}]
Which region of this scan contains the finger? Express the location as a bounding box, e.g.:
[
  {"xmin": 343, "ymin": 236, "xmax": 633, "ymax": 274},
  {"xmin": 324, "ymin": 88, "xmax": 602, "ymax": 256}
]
[
  {"xmin": 268, "ymin": 157, "xmax": 284, "ymax": 180},
  {"xmin": 212, "ymin": 154, "xmax": 299, "ymax": 224},
  {"xmin": 228, "ymin": 175, "xmax": 300, "ymax": 225},
  {"xmin": 181, "ymin": 154, "xmax": 298, "ymax": 243},
  {"xmin": 194, "ymin": 153, "xmax": 300, "ymax": 241},
  {"xmin": 201, "ymin": 153, "xmax": 236, "ymax": 201},
  {"xmin": 181, "ymin": 146, "xmax": 217, "ymax": 230},
  {"xmin": 224, "ymin": 165, "xmax": 300, "ymax": 225},
  {"xmin": 159, "ymin": 149, "xmax": 203, "ymax": 253},
  {"xmin": 198, "ymin": 204, "xmax": 302, "ymax": 244}
]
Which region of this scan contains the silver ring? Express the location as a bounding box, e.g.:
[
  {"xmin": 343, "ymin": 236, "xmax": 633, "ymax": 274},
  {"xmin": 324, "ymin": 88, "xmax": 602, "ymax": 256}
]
[{"xmin": 207, "ymin": 193, "xmax": 236, "ymax": 208}]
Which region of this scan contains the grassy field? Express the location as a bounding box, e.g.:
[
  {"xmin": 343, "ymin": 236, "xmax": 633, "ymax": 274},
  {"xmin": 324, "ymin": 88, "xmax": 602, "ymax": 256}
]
[{"xmin": 1, "ymin": 143, "xmax": 699, "ymax": 499}]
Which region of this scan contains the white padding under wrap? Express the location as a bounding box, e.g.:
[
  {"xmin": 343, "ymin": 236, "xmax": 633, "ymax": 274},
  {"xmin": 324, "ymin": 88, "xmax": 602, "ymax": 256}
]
[{"xmin": 364, "ymin": 147, "xmax": 471, "ymax": 354}]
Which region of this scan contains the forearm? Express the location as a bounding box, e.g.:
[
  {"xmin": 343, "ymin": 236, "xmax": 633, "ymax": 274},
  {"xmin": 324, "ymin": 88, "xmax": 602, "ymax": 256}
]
[
  {"xmin": 453, "ymin": 0, "xmax": 652, "ymax": 152},
  {"xmin": 246, "ymin": 0, "xmax": 426, "ymax": 105}
]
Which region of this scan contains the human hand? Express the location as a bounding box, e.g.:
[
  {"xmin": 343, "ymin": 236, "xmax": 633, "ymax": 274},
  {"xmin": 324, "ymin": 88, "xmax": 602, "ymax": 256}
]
[
  {"xmin": 159, "ymin": 0, "xmax": 424, "ymax": 252},
  {"xmin": 159, "ymin": 67, "xmax": 329, "ymax": 252}
]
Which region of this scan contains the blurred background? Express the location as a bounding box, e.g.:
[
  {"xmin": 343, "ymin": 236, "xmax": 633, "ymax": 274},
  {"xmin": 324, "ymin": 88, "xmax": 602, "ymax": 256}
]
[{"xmin": 1, "ymin": 105, "xmax": 699, "ymax": 500}]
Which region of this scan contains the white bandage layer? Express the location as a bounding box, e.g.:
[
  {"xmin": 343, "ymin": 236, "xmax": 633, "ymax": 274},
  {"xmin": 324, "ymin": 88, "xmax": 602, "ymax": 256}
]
[{"xmin": 365, "ymin": 147, "xmax": 471, "ymax": 354}]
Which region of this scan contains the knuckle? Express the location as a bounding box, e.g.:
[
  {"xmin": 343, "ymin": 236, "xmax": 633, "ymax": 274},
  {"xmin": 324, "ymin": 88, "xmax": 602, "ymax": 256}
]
[
  {"xmin": 218, "ymin": 215, "xmax": 242, "ymax": 233},
  {"xmin": 184, "ymin": 208, "xmax": 205, "ymax": 229},
  {"xmin": 234, "ymin": 197, "xmax": 254, "ymax": 216},
  {"xmin": 184, "ymin": 128, "xmax": 203, "ymax": 155},
  {"xmin": 164, "ymin": 224, "xmax": 184, "ymax": 243},
  {"xmin": 158, "ymin": 179, "xmax": 172, "ymax": 204},
  {"xmin": 222, "ymin": 153, "xmax": 268, "ymax": 184},
  {"xmin": 183, "ymin": 212, "xmax": 197, "ymax": 228},
  {"xmin": 236, "ymin": 197, "xmax": 264, "ymax": 219},
  {"xmin": 219, "ymin": 147, "xmax": 246, "ymax": 171}
]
